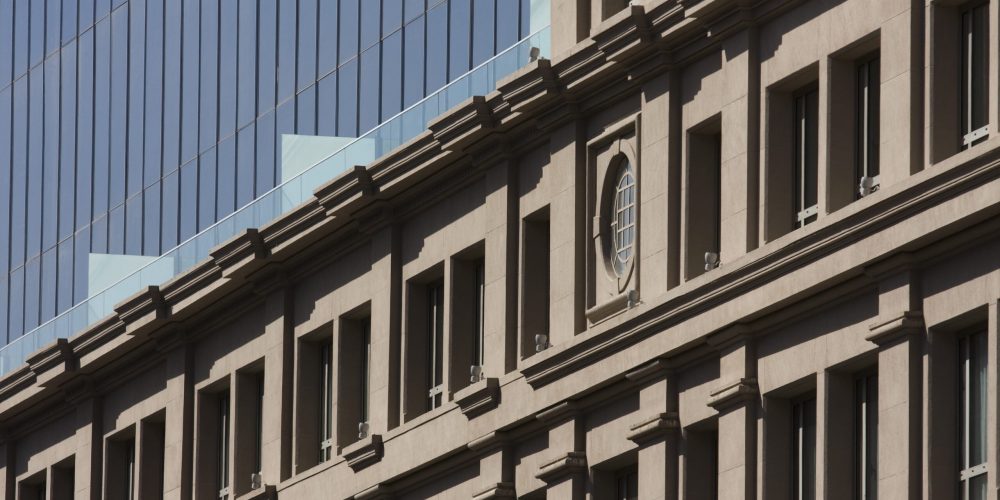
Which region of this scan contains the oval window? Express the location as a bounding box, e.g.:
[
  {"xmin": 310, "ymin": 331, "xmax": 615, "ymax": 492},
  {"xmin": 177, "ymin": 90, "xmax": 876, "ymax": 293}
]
[{"xmin": 610, "ymin": 160, "xmax": 635, "ymax": 276}]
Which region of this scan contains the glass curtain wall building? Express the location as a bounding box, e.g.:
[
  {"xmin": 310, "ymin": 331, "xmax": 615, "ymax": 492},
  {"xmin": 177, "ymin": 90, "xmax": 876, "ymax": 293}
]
[{"xmin": 0, "ymin": 0, "xmax": 546, "ymax": 347}]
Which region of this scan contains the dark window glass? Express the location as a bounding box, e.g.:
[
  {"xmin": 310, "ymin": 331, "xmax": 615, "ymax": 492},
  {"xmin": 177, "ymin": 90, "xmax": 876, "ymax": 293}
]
[
  {"xmin": 198, "ymin": 0, "xmax": 218, "ymax": 153},
  {"xmin": 382, "ymin": 31, "xmax": 403, "ymax": 121},
  {"xmin": 358, "ymin": 45, "xmax": 380, "ymax": 133},
  {"xmin": 404, "ymin": 0, "xmax": 425, "ymax": 23},
  {"xmin": 402, "ymin": 16, "xmax": 426, "ymax": 107},
  {"xmin": 317, "ymin": 1, "xmax": 339, "ymax": 78},
  {"xmin": 855, "ymin": 56, "xmax": 879, "ymax": 196},
  {"xmin": 110, "ymin": 6, "xmax": 129, "ymax": 206},
  {"xmin": 144, "ymin": 0, "xmax": 165, "ymax": 188},
  {"xmin": 198, "ymin": 148, "xmax": 217, "ymax": 231},
  {"xmin": 961, "ymin": 4, "xmax": 989, "ymax": 149},
  {"xmin": 317, "ymin": 72, "xmax": 338, "ymax": 136},
  {"xmin": 128, "ymin": 0, "xmax": 146, "ymax": 196},
  {"xmin": 217, "ymin": 391, "xmax": 231, "ymax": 498},
  {"xmin": 236, "ymin": 125, "xmax": 255, "ymax": 209},
  {"xmin": 320, "ymin": 338, "xmax": 334, "ymax": 462},
  {"xmin": 162, "ymin": 0, "xmax": 182, "ymax": 173},
  {"xmin": 297, "ymin": 0, "xmax": 318, "ymax": 92},
  {"xmin": 11, "ymin": 78, "xmax": 27, "ymax": 268},
  {"xmin": 959, "ymin": 331, "xmax": 988, "ymax": 499},
  {"xmin": 179, "ymin": 159, "xmax": 199, "ymax": 242},
  {"xmin": 855, "ymin": 372, "xmax": 877, "ymax": 500},
  {"xmin": 792, "ymin": 396, "xmax": 817, "ymax": 500},
  {"xmin": 616, "ymin": 467, "xmax": 639, "ymax": 500},
  {"xmin": 216, "ymin": 137, "xmax": 236, "ymax": 219},
  {"xmin": 24, "ymin": 257, "xmax": 39, "ymax": 330},
  {"xmin": 426, "ymin": 3, "xmax": 447, "ymax": 92},
  {"xmin": 8, "ymin": 267, "xmax": 23, "ymax": 341},
  {"xmin": 56, "ymin": 237, "xmax": 74, "ymax": 312},
  {"xmin": 142, "ymin": 182, "xmax": 161, "ymax": 255},
  {"xmin": 73, "ymin": 226, "xmax": 90, "ymax": 302},
  {"xmin": 59, "ymin": 39, "xmax": 77, "ymax": 242},
  {"xmin": 339, "ymin": 0, "xmax": 359, "ymax": 65},
  {"xmin": 337, "ymin": 59, "xmax": 358, "ymax": 137},
  {"xmin": 794, "ymin": 87, "xmax": 818, "ymax": 228},
  {"xmin": 162, "ymin": 170, "xmax": 179, "ymax": 251},
  {"xmin": 384, "ymin": 0, "xmax": 404, "ymax": 34},
  {"xmin": 108, "ymin": 204, "xmax": 125, "ymax": 255},
  {"xmin": 472, "ymin": 0, "xmax": 496, "ymax": 67},
  {"xmin": 361, "ymin": 0, "xmax": 381, "ymax": 50},
  {"xmin": 255, "ymin": 111, "xmax": 277, "ymax": 196},
  {"xmin": 93, "ymin": 19, "xmax": 112, "ymax": 219},
  {"xmin": 43, "ymin": 55, "xmax": 63, "ymax": 249},
  {"xmin": 296, "ymin": 86, "xmax": 316, "ymax": 136},
  {"xmin": 427, "ymin": 281, "xmax": 444, "ymax": 410},
  {"xmin": 257, "ymin": 0, "xmax": 277, "ymax": 114},
  {"xmin": 40, "ymin": 248, "xmax": 57, "ymax": 325},
  {"xmin": 218, "ymin": 0, "xmax": 238, "ymax": 139},
  {"xmin": 180, "ymin": 0, "xmax": 201, "ymax": 163},
  {"xmin": 276, "ymin": 0, "xmax": 297, "ymax": 102},
  {"xmin": 449, "ymin": 0, "xmax": 472, "ymax": 79},
  {"xmin": 237, "ymin": 0, "xmax": 257, "ymax": 128},
  {"xmin": 77, "ymin": 31, "xmax": 95, "ymax": 230},
  {"xmin": 125, "ymin": 195, "xmax": 142, "ymax": 255}
]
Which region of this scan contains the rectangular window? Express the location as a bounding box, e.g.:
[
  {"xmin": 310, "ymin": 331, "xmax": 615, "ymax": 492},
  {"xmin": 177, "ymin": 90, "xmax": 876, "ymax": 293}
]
[
  {"xmin": 855, "ymin": 372, "xmax": 878, "ymax": 500},
  {"xmin": 684, "ymin": 426, "xmax": 719, "ymax": 499},
  {"xmin": 794, "ymin": 87, "xmax": 819, "ymax": 228},
  {"xmin": 51, "ymin": 458, "xmax": 75, "ymax": 500},
  {"xmin": 339, "ymin": 315, "xmax": 372, "ymax": 447},
  {"xmin": 217, "ymin": 391, "xmax": 231, "ymax": 500},
  {"xmin": 686, "ymin": 119, "xmax": 722, "ymax": 279},
  {"xmin": 427, "ymin": 281, "xmax": 445, "ymax": 411},
  {"xmin": 255, "ymin": 374, "xmax": 264, "ymax": 476},
  {"xmin": 473, "ymin": 259, "xmax": 486, "ymax": 370},
  {"xmin": 856, "ymin": 56, "xmax": 880, "ymax": 196},
  {"xmin": 234, "ymin": 369, "xmax": 264, "ymax": 497},
  {"xmin": 522, "ymin": 208, "xmax": 550, "ymax": 358},
  {"xmin": 320, "ymin": 338, "xmax": 334, "ymax": 462},
  {"xmin": 959, "ymin": 331, "xmax": 987, "ymax": 499},
  {"xmin": 961, "ymin": 4, "xmax": 988, "ymax": 149},
  {"xmin": 616, "ymin": 466, "xmax": 639, "ymax": 500},
  {"xmin": 792, "ymin": 396, "xmax": 816, "ymax": 500},
  {"xmin": 449, "ymin": 251, "xmax": 487, "ymax": 393},
  {"xmin": 19, "ymin": 472, "xmax": 46, "ymax": 500},
  {"xmin": 106, "ymin": 435, "xmax": 136, "ymax": 500}
]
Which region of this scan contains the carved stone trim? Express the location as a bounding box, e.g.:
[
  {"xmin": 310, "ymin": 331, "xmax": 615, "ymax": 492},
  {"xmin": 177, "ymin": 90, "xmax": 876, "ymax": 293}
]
[
  {"xmin": 536, "ymin": 401, "xmax": 580, "ymax": 423},
  {"xmin": 234, "ymin": 485, "xmax": 276, "ymax": 500},
  {"xmin": 707, "ymin": 377, "xmax": 758, "ymax": 411},
  {"xmin": 626, "ymin": 412, "xmax": 680, "ymax": 444},
  {"xmin": 343, "ymin": 434, "xmax": 384, "ymax": 472},
  {"xmin": 585, "ymin": 290, "xmax": 632, "ymax": 325},
  {"xmin": 624, "ymin": 359, "xmax": 670, "ymax": 384},
  {"xmin": 115, "ymin": 285, "xmax": 169, "ymax": 333},
  {"xmin": 26, "ymin": 338, "xmax": 76, "ymax": 385},
  {"xmin": 472, "ymin": 482, "xmax": 517, "ymax": 500},
  {"xmin": 313, "ymin": 165, "xmax": 378, "ymax": 217},
  {"xmin": 352, "ymin": 483, "xmax": 393, "ymax": 500},
  {"xmin": 210, "ymin": 228, "xmax": 268, "ymax": 279},
  {"xmin": 535, "ymin": 451, "xmax": 588, "ymax": 484},
  {"xmin": 454, "ymin": 378, "xmax": 501, "ymax": 418},
  {"xmin": 866, "ymin": 311, "xmax": 925, "ymax": 346}
]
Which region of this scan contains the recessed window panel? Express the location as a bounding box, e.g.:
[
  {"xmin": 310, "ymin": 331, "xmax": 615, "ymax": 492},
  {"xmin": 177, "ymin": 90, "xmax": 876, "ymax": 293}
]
[
  {"xmin": 610, "ymin": 161, "xmax": 635, "ymax": 277},
  {"xmin": 961, "ymin": 4, "xmax": 989, "ymax": 149},
  {"xmin": 794, "ymin": 86, "xmax": 819, "ymax": 228},
  {"xmin": 959, "ymin": 331, "xmax": 988, "ymax": 500},
  {"xmin": 792, "ymin": 396, "xmax": 816, "ymax": 500}
]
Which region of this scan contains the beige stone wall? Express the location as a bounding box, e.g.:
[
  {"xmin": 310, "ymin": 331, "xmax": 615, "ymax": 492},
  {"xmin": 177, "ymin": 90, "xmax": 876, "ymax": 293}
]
[{"xmin": 1, "ymin": 0, "xmax": 1000, "ymax": 499}]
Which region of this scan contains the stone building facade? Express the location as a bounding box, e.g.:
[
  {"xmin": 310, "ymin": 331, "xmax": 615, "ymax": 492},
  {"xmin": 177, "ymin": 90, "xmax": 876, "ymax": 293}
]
[{"xmin": 1, "ymin": 0, "xmax": 999, "ymax": 499}]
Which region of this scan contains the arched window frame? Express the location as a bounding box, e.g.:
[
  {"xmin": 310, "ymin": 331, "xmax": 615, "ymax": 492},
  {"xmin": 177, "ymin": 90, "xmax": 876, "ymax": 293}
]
[{"xmin": 610, "ymin": 160, "xmax": 636, "ymax": 277}]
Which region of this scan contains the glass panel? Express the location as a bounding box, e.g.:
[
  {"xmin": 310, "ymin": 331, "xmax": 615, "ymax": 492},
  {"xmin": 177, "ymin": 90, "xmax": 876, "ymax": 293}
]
[
  {"xmin": 317, "ymin": 0, "xmax": 338, "ymax": 78},
  {"xmin": 91, "ymin": 214, "xmax": 108, "ymax": 255},
  {"xmin": 24, "ymin": 257, "xmax": 39, "ymax": 331},
  {"xmin": 276, "ymin": 0, "xmax": 296, "ymax": 102},
  {"xmin": 0, "ymin": 0, "xmax": 12, "ymax": 84},
  {"xmin": 11, "ymin": 78, "xmax": 27, "ymax": 268},
  {"xmin": 76, "ymin": 31, "xmax": 95, "ymax": 229},
  {"xmin": 93, "ymin": 18, "xmax": 112, "ymax": 220},
  {"xmin": 44, "ymin": 55, "xmax": 62, "ymax": 250},
  {"xmin": 128, "ymin": 0, "xmax": 146, "ymax": 196},
  {"xmin": 384, "ymin": 0, "xmax": 403, "ymax": 34},
  {"xmin": 496, "ymin": 0, "xmax": 519, "ymax": 50},
  {"xmin": 45, "ymin": 0, "xmax": 60, "ymax": 56},
  {"xmin": 236, "ymin": 0, "xmax": 256, "ymax": 129},
  {"xmin": 216, "ymin": 137, "xmax": 236, "ymax": 220},
  {"xmin": 297, "ymin": 0, "xmax": 317, "ymax": 92},
  {"xmin": 473, "ymin": 0, "xmax": 496, "ymax": 66},
  {"xmin": 217, "ymin": 0, "xmax": 237, "ymax": 139},
  {"xmin": 108, "ymin": 204, "xmax": 125, "ymax": 255},
  {"xmin": 198, "ymin": 0, "xmax": 218, "ymax": 153},
  {"xmin": 359, "ymin": 45, "xmax": 381, "ymax": 134},
  {"xmin": 404, "ymin": 0, "xmax": 425, "ymax": 23},
  {"xmin": 29, "ymin": 0, "xmax": 43, "ymax": 66},
  {"xmin": 317, "ymin": 72, "xmax": 338, "ymax": 136},
  {"xmin": 360, "ymin": 0, "xmax": 380, "ymax": 50},
  {"xmin": 111, "ymin": 6, "xmax": 129, "ymax": 206},
  {"xmin": 296, "ymin": 86, "xmax": 316, "ymax": 136},
  {"xmin": 426, "ymin": 3, "xmax": 447, "ymax": 92},
  {"xmin": 0, "ymin": 278, "xmax": 7, "ymax": 347},
  {"xmin": 125, "ymin": 195, "xmax": 142, "ymax": 255},
  {"xmin": 179, "ymin": 160, "xmax": 199, "ymax": 242},
  {"xmin": 450, "ymin": 0, "xmax": 472, "ymax": 79},
  {"xmin": 27, "ymin": 68, "xmax": 43, "ymax": 259},
  {"xmin": 162, "ymin": 170, "xmax": 179, "ymax": 251},
  {"xmin": 236, "ymin": 125, "xmax": 255, "ymax": 209},
  {"xmin": 255, "ymin": 111, "xmax": 277, "ymax": 196},
  {"xmin": 13, "ymin": 0, "xmax": 28, "ymax": 77},
  {"xmin": 0, "ymin": 86, "xmax": 10, "ymax": 274},
  {"xmin": 59, "ymin": 39, "xmax": 77, "ymax": 242},
  {"xmin": 78, "ymin": 0, "xmax": 93, "ymax": 33},
  {"xmin": 8, "ymin": 267, "xmax": 23, "ymax": 342},
  {"xmin": 257, "ymin": 0, "xmax": 276, "ymax": 115},
  {"xmin": 339, "ymin": 0, "xmax": 359, "ymax": 65},
  {"xmin": 73, "ymin": 226, "xmax": 90, "ymax": 302},
  {"xmin": 57, "ymin": 238, "xmax": 74, "ymax": 312},
  {"xmin": 144, "ymin": 0, "xmax": 165, "ymax": 188},
  {"xmin": 181, "ymin": 0, "xmax": 201, "ymax": 163},
  {"xmin": 40, "ymin": 248, "xmax": 57, "ymax": 323},
  {"xmin": 969, "ymin": 331, "xmax": 987, "ymax": 467},
  {"xmin": 403, "ymin": 16, "xmax": 426, "ymax": 107},
  {"xmin": 337, "ymin": 59, "xmax": 358, "ymax": 137},
  {"xmin": 970, "ymin": 473, "xmax": 988, "ymax": 500},
  {"xmin": 382, "ymin": 31, "xmax": 403, "ymax": 121}
]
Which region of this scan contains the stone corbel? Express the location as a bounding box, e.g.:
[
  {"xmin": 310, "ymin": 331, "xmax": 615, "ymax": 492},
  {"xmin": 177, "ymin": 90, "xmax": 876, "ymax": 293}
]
[
  {"xmin": 866, "ymin": 311, "xmax": 925, "ymax": 346},
  {"xmin": 343, "ymin": 434, "xmax": 384, "ymax": 472},
  {"xmin": 26, "ymin": 338, "xmax": 76, "ymax": 388},
  {"xmin": 707, "ymin": 377, "xmax": 758, "ymax": 412},
  {"xmin": 626, "ymin": 412, "xmax": 680, "ymax": 445},
  {"xmin": 115, "ymin": 285, "xmax": 170, "ymax": 336},
  {"xmin": 454, "ymin": 377, "xmax": 501, "ymax": 418},
  {"xmin": 535, "ymin": 451, "xmax": 588, "ymax": 484}
]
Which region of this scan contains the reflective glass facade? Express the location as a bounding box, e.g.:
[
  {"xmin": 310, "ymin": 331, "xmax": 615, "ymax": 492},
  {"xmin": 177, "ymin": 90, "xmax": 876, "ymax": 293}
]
[{"xmin": 0, "ymin": 0, "xmax": 541, "ymax": 345}]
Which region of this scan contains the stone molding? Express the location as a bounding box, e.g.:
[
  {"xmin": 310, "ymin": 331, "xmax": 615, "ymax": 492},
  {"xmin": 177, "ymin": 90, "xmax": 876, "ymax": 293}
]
[
  {"xmin": 707, "ymin": 377, "xmax": 759, "ymax": 411},
  {"xmin": 234, "ymin": 485, "xmax": 276, "ymax": 500},
  {"xmin": 352, "ymin": 483, "xmax": 394, "ymax": 500},
  {"xmin": 472, "ymin": 482, "xmax": 517, "ymax": 500},
  {"xmin": 343, "ymin": 434, "xmax": 384, "ymax": 472},
  {"xmin": 866, "ymin": 311, "xmax": 925, "ymax": 346}
]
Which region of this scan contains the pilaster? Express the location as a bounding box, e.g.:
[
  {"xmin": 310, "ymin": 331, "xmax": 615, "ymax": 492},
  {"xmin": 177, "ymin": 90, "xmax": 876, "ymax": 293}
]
[
  {"xmin": 707, "ymin": 326, "xmax": 757, "ymax": 500},
  {"xmin": 626, "ymin": 362, "xmax": 679, "ymax": 500},
  {"xmin": 536, "ymin": 402, "xmax": 586, "ymax": 499}
]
